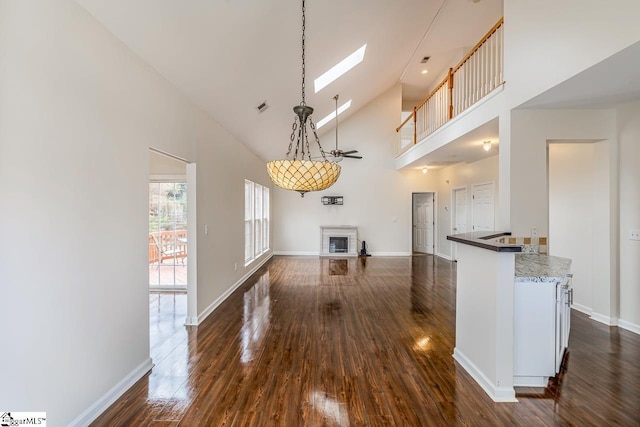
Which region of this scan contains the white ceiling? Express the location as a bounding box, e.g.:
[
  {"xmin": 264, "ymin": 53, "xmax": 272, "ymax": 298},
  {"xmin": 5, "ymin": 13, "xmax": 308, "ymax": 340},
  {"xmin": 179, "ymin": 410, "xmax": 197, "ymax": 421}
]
[{"xmin": 75, "ymin": 0, "xmax": 503, "ymax": 161}]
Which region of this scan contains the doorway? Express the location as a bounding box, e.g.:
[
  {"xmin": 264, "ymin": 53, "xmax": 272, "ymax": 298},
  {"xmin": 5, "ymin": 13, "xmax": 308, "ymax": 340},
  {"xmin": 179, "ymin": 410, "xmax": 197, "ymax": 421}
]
[
  {"xmin": 472, "ymin": 182, "xmax": 494, "ymax": 232},
  {"xmin": 149, "ymin": 181, "xmax": 188, "ymax": 290},
  {"xmin": 412, "ymin": 192, "xmax": 435, "ymax": 254},
  {"xmin": 451, "ymin": 186, "xmax": 468, "ymax": 260},
  {"xmin": 148, "ymin": 149, "xmax": 198, "ymax": 326}
]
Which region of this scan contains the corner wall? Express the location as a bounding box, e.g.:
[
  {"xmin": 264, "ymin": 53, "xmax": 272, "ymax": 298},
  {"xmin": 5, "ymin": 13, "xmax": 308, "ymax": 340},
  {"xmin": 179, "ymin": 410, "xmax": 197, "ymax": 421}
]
[
  {"xmin": 616, "ymin": 101, "xmax": 640, "ymax": 331},
  {"xmin": 0, "ymin": 1, "xmax": 270, "ymax": 425}
]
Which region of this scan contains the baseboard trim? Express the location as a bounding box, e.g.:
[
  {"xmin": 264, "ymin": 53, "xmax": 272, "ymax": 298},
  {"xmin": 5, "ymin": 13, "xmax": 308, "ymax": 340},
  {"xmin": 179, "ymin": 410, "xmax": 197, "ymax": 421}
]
[
  {"xmin": 69, "ymin": 357, "xmax": 153, "ymax": 427},
  {"xmin": 436, "ymin": 252, "xmax": 453, "ymax": 261},
  {"xmin": 590, "ymin": 312, "xmax": 619, "ymax": 327},
  {"xmin": 196, "ymin": 253, "xmax": 273, "ymax": 325},
  {"xmin": 272, "ymin": 251, "xmax": 319, "ymax": 256},
  {"xmin": 369, "ymin": 252, "xmax": 412, "ymax": 257},
  {"xmin": 570, "ymin": 303, "xmax": 591, "ymax": 316},
  {"xmin": 453, "ymin": 348, "xmax": 517, "ymax": 403},
  {"xmin": 618, "ymin": 319, "xmax": 640, "ymax": 335}
]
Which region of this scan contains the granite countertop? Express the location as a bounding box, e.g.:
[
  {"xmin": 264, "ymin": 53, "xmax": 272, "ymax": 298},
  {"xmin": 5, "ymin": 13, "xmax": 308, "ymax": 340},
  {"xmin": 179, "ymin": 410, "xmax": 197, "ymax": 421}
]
[
  {"xmin": 447, "ymin": 231, "xmax": 523, "ymax": 252},
  {"xmin": 515, "ymin": 254, "xmax": 572, "ymax": 283}
]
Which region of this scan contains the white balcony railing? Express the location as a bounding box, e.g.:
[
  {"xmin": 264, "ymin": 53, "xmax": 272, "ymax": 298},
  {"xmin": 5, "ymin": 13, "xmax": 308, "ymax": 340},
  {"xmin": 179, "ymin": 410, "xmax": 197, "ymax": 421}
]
[{"xmin": 397, "ymin": 18, "xmax": 504, "ymax": 154}]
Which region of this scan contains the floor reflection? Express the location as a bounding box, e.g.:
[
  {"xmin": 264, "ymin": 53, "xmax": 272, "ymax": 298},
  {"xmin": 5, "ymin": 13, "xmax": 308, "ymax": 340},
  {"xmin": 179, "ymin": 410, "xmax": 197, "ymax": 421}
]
[
  {"xmin": 241, "ymin": 271, "xmax": 271, "ymax": 364},
  {"xmin": 328, "ymin": 259, "xmax": 348, "ymax": 275},
  {"xmin": 310, "ymin": 390, "xmax": 350, "ymax": 426},
  {"xmin": 148, "ymin": 292, "xmax": 191, "ymax": 401}
]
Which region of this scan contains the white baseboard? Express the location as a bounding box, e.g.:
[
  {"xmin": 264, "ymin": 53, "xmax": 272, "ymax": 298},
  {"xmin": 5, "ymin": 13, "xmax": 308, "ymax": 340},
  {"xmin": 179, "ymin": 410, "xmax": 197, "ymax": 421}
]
[
  {"xmin": 618, "ymin": 319, "xmax": 640, "ymax": 335},
  {"xmin": 436, "ymin": 252, "xmax": 453, "ymax": 261},
  {"xmin": 272, "ymin": 250, "xmax": 319, "ymax": 256},
  {"xmin": 369, "ymin": 252, "xmax": 412, "ymax": 257},
  {"xmin": 196, "ymin": 253, "xmax": 273, "ymax": 325},
  {"xmin": 69, "ymin": 357, "xmax": 153, "ymax": 427},
  {"xmin": 453, "ymin": 348, "xmax": 517, "ymax": 403},
  {"xmin": 570, "ymin": 303, "xmax": 592, "ymax": 316},
  {"xmin": 590, "ymin": 312, "xmax": 619, "ymax": 326}
]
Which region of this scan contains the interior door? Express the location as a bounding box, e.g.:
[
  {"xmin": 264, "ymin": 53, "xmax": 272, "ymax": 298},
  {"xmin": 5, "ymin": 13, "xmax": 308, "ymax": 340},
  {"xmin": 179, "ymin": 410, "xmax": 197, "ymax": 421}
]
[
  {"xmin": 413, "ymin": 193, "xmax": 434, "ymax": 254},
  {"xmin": 472, "ymin": 183, "xmax": 494, "ymax": 232},
  {"xmin": 453, "ymin": 187, "xmax": 468, "ymax": 234},
  {"xmin": 452, "ymin": 187, "xmax": 468, "ymax": 261}
]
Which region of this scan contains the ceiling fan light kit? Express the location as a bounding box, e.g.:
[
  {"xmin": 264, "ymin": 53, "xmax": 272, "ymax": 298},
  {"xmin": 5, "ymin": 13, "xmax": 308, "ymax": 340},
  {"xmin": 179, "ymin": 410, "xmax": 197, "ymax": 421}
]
[{"xmin": 266, "ymin": 0, "xmax": 340, "ymax": 197}]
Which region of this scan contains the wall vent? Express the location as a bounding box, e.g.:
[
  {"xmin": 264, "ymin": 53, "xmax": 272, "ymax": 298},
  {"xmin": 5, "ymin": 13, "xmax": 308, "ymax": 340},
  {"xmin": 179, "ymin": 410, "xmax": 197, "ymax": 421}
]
[{"xmin": 256, "ymin": 101, "xmax": 269, "ymax": 113}]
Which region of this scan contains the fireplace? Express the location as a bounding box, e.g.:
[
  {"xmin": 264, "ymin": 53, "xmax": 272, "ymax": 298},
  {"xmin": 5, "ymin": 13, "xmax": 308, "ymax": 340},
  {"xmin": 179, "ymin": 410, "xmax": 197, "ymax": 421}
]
[
  {"xmin": 329, "ymin": 237, "xmax": 348, "ymax": 253},
  {"xmin": 320, "ymin": 226, "xmax": 357, "ymax": 257}
]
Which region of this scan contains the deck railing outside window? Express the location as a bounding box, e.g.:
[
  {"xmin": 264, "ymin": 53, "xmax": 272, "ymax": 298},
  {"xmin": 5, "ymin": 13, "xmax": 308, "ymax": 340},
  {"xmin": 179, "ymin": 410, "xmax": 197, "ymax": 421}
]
[{"xmin": 397, "ymin": 18, "xmax": 504, "ymax": 154}]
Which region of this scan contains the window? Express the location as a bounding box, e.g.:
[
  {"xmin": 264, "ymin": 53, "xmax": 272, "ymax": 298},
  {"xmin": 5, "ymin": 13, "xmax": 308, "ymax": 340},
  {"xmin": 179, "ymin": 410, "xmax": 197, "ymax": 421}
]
[{"xmin": 245, "ymin": 179, "xmax": 270, "ymax": 264}]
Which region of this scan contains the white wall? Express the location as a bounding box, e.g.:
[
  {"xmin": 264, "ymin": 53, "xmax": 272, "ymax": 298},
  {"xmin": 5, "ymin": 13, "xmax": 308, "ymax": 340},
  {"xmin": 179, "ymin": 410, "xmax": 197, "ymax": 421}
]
[
  {"xmin": 504, "ymin": 0, "xmax": 640, "ymax": 109},
  {"xmin": 510, "ymin": 111, "xmax": 619, "ymax": 324},
  {"xmin": 616, "ymin": 101, "xmax": 640, "ymax": 332},
  {"xmin": 436, "ymin": 155, "xmax": 500, "ymax": 259},
  {"xmin": 0, "ymin": 1, "xmax": 270, "ymax": 425},
  {"xmin": 509, "ymin": 109, "xmax": 616, "ymax": 237},
  {"xmin": 548, "ymin": 143, "xmax": 597, "ymax": 313},
  {"xmin": 273, "ymin": 85, "xmax": 439, "ymax": 256}
]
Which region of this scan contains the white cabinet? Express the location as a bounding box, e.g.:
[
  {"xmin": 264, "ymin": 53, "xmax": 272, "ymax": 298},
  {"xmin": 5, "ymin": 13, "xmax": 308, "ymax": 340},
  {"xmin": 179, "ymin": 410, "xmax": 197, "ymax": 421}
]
[{"xmin": 514, "ymin": 277, "xmax": 571, "ymax": 387}]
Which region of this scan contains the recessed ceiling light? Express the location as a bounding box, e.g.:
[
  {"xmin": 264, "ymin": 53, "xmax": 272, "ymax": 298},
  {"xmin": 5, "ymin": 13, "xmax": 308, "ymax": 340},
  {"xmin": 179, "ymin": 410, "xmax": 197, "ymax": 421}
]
[
  {"xmin": 421, "ymin": 69, "xmax": 428, "ymax": 74},
  {"xmin": 314, "ymin": 45, "xmax": 367, "ymax": 93},
  {"xmin": 316, "ymin": 99, "xmax": 352, "ymax": 129}
]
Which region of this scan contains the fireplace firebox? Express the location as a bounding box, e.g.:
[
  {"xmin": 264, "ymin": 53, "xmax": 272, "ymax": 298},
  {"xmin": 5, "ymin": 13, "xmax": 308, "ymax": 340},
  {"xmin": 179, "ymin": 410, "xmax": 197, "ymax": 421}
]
[{"xmin": 329, "ymin": 236, "xmax": 349, "ymax": 253}]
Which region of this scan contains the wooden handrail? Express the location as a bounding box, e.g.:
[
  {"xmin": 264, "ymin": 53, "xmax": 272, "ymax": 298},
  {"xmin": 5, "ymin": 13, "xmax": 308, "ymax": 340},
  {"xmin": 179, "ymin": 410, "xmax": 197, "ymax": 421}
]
[
  {"xmin": 395, "ymin": 17, "xmax": 504, "ymax": 143},
  {"xmin": 396, "ymin": 112, "xmax": 414, "ymax": 132},
  {"xmin": 453, "ymin": 17, "xmax": 503, "ymax": 73},
  {"xmin": 416, "ymin": 75, "xmax": 448, "ymax": 110}
]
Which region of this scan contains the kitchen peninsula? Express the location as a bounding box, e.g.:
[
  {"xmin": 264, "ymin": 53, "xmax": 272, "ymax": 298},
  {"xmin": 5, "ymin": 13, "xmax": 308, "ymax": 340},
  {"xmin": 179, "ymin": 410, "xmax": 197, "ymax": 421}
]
[{"xmin": 447, "ymin": 232, "xmax": 572, "ymax": 401}]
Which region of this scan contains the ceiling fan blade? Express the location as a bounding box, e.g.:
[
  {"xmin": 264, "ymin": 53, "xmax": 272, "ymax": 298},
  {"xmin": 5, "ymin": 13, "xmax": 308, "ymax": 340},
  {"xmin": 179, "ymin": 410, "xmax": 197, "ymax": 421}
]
[
  {"xmin": 343, "ymin": 155, "xmax": 363, "ymax": 159},
  {"xmin": 341, "ymin": 150, "xmax": 358, "ymax": 155}
]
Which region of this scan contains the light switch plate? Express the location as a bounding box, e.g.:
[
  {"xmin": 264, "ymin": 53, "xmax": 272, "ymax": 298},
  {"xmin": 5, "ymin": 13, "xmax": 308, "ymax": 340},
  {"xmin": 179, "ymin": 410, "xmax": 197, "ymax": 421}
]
[{"xmin": 630, "ymin": 229, "xmax": 640, "ymax": 240}]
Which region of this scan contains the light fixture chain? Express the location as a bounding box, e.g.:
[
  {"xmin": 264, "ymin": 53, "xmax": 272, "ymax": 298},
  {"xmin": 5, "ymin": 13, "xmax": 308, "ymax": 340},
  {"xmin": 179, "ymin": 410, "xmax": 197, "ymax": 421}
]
[
  {"xmin": 293, "ymin": 121, "xmax": 303, "ymax": 159},
  {"xmin": 301, "ymin": 0, "xmax": 306, "ymax": 105},
  {"xmin": 286, "ymin": 118, "xmax": 298, "ymax": 157},
  {"xmin": 309, "ymin": 119, "xmax": 328, "ymax": 160},
  {"xmin": 304, "ymin": 125, "xmax": 312, "ymax": 160}
]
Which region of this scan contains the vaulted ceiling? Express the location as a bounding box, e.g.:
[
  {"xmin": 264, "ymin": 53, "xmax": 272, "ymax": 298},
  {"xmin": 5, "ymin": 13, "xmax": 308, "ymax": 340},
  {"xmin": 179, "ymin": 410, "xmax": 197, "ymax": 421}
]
[{"xmin": 76, "ymin": 0, "xmax": 503, "ymax": 161}]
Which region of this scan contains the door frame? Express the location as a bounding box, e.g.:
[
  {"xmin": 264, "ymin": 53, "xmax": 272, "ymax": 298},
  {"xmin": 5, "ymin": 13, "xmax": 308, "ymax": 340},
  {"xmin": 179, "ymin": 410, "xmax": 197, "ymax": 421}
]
[
  {"xmin": 411, "ymin": 191, "xmax": 437, "ymax": 255},
  {"xmin": 451, "ymin": 186, "xmax": 468, "ymax": 261},
  {"xmin": 148, "ymin": 148, "xmax": 198, "ymax": 326}
]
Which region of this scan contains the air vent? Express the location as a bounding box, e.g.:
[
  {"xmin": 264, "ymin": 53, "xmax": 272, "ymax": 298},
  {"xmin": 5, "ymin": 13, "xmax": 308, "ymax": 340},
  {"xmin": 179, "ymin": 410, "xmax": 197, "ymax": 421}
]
[
  {"xmin": 256, "ymin": 101, "xmax": 269, "ymax": 114},
  {"xmin": 420, "ymin": 56, "xmax": 430, "ymax": 64}
]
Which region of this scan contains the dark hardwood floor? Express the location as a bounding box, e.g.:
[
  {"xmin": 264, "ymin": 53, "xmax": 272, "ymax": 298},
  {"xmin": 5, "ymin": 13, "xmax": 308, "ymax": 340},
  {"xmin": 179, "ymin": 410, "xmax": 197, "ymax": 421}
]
[{"xmin": 93, "ymin": 256, "xmax": 640, "ymax": 426}]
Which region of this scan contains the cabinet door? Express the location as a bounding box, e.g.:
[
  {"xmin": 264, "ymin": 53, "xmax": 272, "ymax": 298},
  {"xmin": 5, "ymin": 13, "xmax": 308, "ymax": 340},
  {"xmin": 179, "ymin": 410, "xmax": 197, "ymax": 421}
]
[{"xmin": 515, "ymin": 282, "xmax": 556, "ymax": 376}]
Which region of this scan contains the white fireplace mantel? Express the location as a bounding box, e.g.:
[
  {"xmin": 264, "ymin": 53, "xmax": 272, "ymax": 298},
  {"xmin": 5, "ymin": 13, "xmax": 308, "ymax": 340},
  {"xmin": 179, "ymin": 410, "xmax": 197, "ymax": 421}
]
[{"xmin": 320, "ymin": 225, "xmax": 358, "ymax": 257}]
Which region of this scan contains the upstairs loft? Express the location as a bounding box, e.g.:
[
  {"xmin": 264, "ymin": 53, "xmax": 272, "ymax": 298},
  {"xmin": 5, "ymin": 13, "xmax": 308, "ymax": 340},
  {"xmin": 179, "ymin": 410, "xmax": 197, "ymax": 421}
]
[{"xmin": 395, "ymin": 18, "xmax": 504, "ymax": 164}]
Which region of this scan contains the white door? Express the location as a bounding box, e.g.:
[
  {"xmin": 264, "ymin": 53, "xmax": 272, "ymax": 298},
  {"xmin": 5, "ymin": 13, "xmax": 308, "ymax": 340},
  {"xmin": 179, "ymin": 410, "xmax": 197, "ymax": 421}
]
[
  {"xmin": 452, "ymin": 188, "xmax": 468, "ymax": 234},
  {"xmin": 472, "ymin": 183, "xmax": 494, "ymax": 232},
  {"xmin": 413, "ymin": 193, "xmax": 434, "ymax": 254},
  {"xmin": 451, "ymin": 187, "xmax": 468, "ymax": 261}
]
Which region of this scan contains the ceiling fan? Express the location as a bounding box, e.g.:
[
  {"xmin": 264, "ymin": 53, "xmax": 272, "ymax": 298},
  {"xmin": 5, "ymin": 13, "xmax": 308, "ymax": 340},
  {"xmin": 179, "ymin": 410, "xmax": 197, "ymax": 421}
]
[{"xmin": 317, "ymin": 94, "xmax": 362, "ymax": 162}]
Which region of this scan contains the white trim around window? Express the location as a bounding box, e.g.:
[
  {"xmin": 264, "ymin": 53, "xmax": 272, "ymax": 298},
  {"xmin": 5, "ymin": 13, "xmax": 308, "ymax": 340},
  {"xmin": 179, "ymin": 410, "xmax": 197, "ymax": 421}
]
[{"xmin": 245, "ymin": 179, "xmax": 270, "ymax": 265}]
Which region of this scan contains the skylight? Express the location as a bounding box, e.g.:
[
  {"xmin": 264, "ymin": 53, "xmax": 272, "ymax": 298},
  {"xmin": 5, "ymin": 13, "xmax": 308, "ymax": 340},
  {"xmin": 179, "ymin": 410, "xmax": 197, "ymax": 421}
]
[
  {"xmin": 316, "ymin": 99, "xmax": 352, "ymax": 129},
  {"xmin": 314, "ymin": 45, "xmax": 367, "ymax": 93}
]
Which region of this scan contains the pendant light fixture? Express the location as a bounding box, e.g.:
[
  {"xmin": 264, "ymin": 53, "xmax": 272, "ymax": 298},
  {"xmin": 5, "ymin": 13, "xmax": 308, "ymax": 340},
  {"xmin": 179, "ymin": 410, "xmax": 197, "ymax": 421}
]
[{"xmin": 266, "ymin": 0, "xmax": 341, "ymax": 197}]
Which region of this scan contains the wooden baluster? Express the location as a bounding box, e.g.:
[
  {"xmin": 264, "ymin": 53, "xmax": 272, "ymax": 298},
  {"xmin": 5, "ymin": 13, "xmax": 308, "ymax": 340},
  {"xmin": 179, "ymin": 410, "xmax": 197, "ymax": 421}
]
[
  {"xmin": 412, "ymin": 106, "xmax": 417, "ymax": 145},
  {"xmin": 448, "ymin": 67, "xmax": 454, "ymax": 120}
]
